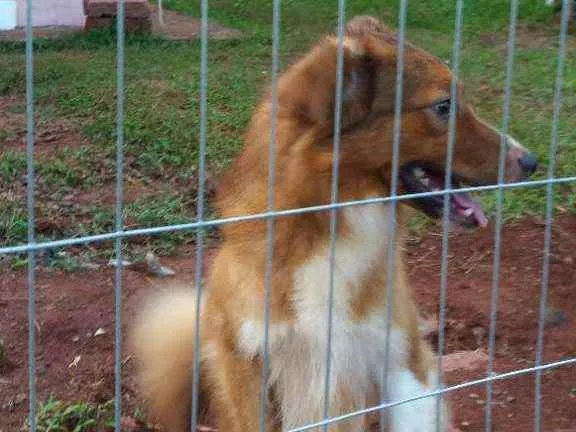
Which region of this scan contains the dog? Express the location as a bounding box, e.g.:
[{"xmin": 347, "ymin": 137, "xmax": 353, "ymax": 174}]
[{"xmin": 131, "ymin": 16, "xmax": 538, "ymax": 431}]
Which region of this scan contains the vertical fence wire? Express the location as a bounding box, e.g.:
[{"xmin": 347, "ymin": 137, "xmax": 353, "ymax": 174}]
[
  {"xmin": 113, "ymin": 0, "xmax": 126, "ymax": 430},
  {"xmin": 322, "ymin": 0, "xmax": 346, "ymax": 427},
  {"xmin": 485, "ymin": 0, "xmax": 519, "ymax": 430},
  {"xmin": 190, "ymin": 0, "xmax": 209, "ymax": 430},
  {"xmin": 259, "ymin": 0, "xmax": 282, "ymax": 430},
  {"xmin": 380, "ymin": 0, "xmax": 408, "ymax": 430},
  {"xmin": 533, "ymin": 0, "xmax": 571, "ymax": 430},
  {"xmin": 25, "ymin": 0, "xmax": 36, "ymax": 429},
  {"xmin": 436, "ymin": 0, "xmax": 464, "ymax": 429}
]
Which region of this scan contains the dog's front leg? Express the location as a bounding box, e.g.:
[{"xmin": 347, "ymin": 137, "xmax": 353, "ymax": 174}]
[
  {"xmin": 386, "ymin": 341, "xmax": 449, "ymax": 432},
  {"xmin": 205, "ymin": 340, "xmax": 276, "ymax": 432},
  {"xmin": 276, "ymin": 358, "xmax": 369, "ymax": 432}
]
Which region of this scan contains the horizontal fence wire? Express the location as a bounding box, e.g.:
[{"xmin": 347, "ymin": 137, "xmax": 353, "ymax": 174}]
[
  {"xmin": 1, "ymin": 177, "xmax": 575, "ymax": 256},
  {"xmin": 286, "ymin": 357, "xmax": 576, "ymax": 432}
]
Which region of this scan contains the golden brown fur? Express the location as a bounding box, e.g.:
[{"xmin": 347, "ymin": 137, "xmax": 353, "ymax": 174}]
[{"xmin": 131, "ymin": 16, "xmax": 535, "ymax": 431}]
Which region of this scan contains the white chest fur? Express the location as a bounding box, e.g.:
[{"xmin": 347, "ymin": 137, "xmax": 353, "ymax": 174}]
[
  {"xmin": 239, "ymin": 205, "xmax": 405, "ymax": 427},
  {"xmin": 237, "ymin": 203, "xmax": 442, "ymax": 430}
]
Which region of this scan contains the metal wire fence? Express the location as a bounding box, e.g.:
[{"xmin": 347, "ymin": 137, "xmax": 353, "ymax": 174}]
[{"xmin": 1, "ymin": 0, "xmax": 575, "ymax": 431}]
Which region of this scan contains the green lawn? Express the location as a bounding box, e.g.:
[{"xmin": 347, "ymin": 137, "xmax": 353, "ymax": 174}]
[{"xmin": 0, "ymin": 1, "xmax": 574, "ymax": 260}]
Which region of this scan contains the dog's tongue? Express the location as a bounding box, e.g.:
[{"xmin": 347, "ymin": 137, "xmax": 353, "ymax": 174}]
[{"xmin": 452, "ymin": 192, "xmax": 488, "ymax": 228}]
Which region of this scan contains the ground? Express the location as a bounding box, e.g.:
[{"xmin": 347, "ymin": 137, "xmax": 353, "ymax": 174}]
[
  {"xmin": 1, "ymin": 0, "xmax": 575, "ymax": 431},
  {"xmin": 1, "ymin": 216, "xmax": 575, "ymax": 431}
]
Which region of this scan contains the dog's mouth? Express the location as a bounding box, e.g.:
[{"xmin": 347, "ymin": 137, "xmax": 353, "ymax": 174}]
[{"xmin": 399, "ymin": 162, "xmax": 488, "ymax": 229}]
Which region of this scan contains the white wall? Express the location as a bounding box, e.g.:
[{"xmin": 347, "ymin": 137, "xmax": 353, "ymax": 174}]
[
  {"xmin": 0, "ymin": 1, "xmax": 17, "ymax": 30},
  {"xmin": 14, "ymin": 0, "xmax": 85, "ymax": 28}
]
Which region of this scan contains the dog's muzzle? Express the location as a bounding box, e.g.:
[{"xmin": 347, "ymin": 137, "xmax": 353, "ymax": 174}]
[{"xmin": 505, "ymin": 135, "xmax": 538, "ymax": 182}]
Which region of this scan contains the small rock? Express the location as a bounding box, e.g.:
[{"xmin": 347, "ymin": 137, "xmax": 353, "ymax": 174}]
[
  {"xmin": 443, "ymin": 351, "xmax": 489, "ymax": 373},
  {"xmin": 68, "ymin": 355, "xmax": 81, "ymax": 368},
  {"xmin": 108, "ymin": 258, "xmax": 133, "ymax": 268},
  {"xmin": 475, "ymin": 399, "xmax": 486, "ymax": 406},
  {"xmin": 506, "ymin": 395, "xmax": 516, "ymax": 403},
  {"xmin": 144, "ymin": 251, "xmax": 176, "ymax": 277},
  {"xmin": 545, "ymin": 307, "xmax": 567, "ymax": 328},
  {"xmin": 564, "ymin": 256, "xmax": 574, "ymax": 265},
  {"xmin": 72, "ymin": 335, "xmax": 80, "ymax": 343},
  {"xmin": 94, "ymin": 328, "xmax": 107, "ymax": 337},
  {"xmin": 461, "ymin": 421, "xmax": 471, "ymax": 427},
  {"xmin": 507, "ymin": 413, "xmax": 513, "ymax": 418},
  {"xmin": 469, "ymin": 393, "xmax": 480, "ymax": 399}
]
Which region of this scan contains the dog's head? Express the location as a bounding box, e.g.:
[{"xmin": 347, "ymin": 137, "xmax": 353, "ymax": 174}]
[{"xmin": 276, "ymin": 16, "xmax": 538, "ymax": 229}]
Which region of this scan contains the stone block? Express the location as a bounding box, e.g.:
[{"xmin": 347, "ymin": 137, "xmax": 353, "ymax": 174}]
[
  {"xmin": 85, "ymin": 0, "xmax": 151, "ymax": 19},
  {"xmin": 84, "ymin": 15, "xmax": 152, "ymax": 33}
]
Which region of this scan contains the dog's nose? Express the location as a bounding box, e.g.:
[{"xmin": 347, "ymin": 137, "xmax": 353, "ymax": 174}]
[{"xmin": 518, "ymin": 153, "xmax": 538, "ymax": 176}]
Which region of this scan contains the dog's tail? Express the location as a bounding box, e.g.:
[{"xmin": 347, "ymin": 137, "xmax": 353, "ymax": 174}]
[{"xmin": 130, "ymin": 286, "xmax": 203, "ymax": 431}]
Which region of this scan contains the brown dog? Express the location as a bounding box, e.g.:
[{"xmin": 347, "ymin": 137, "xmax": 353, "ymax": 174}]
[{"xmin": 131, "ymin": 16, "xmax": 537, "ymax": 431}]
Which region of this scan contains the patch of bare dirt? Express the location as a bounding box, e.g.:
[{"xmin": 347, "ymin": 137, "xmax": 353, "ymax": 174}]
[
  {"xmin": 480, "ymin": 23, "xmax": 576, "ymax": 51},
  {"xmin": 0, "ymin": 216, "xmax": 575, "ymax": 431},
  {"xmin": 0, "ymin": 96, "xmax": 87, "ymax": 157},
  {"xmin": 409, "ymin": 215, "xmax": 576, "ymax": 431},
  {"xmin": 150, "ymin": 6, "xmax": 242, "ymax": 41}
]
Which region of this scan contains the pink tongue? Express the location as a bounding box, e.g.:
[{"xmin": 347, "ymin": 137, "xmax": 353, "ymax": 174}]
[{"xmin": 452, "ymin": 192, "xmax": 488, "ymax": 228}]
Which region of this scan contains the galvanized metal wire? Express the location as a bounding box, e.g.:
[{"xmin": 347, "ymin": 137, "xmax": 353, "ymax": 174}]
[
  {"xmin": 381, "ymin": 1, "xmax": 408, "ymax": 430},
  {"xmin": 287, "ymin": 357, "xmax": 576, "ymax": 432},
  {"xmin": 190, "ymin": 0, "xmax": 209, "ymax": 431},
  {"xmin": 259, "ymin": 0, "xmax": 282, "ymax": 430},
  {"xmin": 25, "ymin": 0, "xmax": 36, "ymax": 429},
  {"xmin": 322, "ymin": 0, "xmax": 347, "ymax": 428},
  {"xmin": 3, "ymin": 177, "xmax": 575, "ymax": 256},
  {"xmin": 436, "ymin": 1, "xmax": 464, "ymax": 430},
  {"xmin": 534, "ymin": 0, "xmax": 572, "ymax": 430},
  {"xmin": 485, "ymin": 1, "xmax": 519, "ymax": 430},
  {"xmin": 113, "ymin": 1, "xmax": 126, "ymax": 430}
]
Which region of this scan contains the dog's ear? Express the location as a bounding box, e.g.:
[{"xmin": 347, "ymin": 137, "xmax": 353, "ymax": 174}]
[{"xmin": 277, "ymin": 17, "xmax": 397, "ymax": 130}]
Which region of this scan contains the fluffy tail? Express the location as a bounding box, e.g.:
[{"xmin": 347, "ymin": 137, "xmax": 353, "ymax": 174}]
[{"xmin": 130, "ymin": 286, "xmax": 203, "ymax": 431}]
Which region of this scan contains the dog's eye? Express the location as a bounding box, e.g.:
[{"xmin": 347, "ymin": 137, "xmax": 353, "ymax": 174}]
[{"xmin": 433, "ymin": 99, "xmax": 451, "ymax": 120}]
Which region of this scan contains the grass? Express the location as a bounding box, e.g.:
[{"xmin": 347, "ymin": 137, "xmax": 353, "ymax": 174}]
[
  {"xmin": 31, "ymin": 398, "xmax": 114, "ymax": 432},
  {"xmin": 28, "ymin": 397, "xmax": 151, "ymax": 431},
  {"xmin": 0, "ymin": 1, "xmax": 575, "ymax": 256}
]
